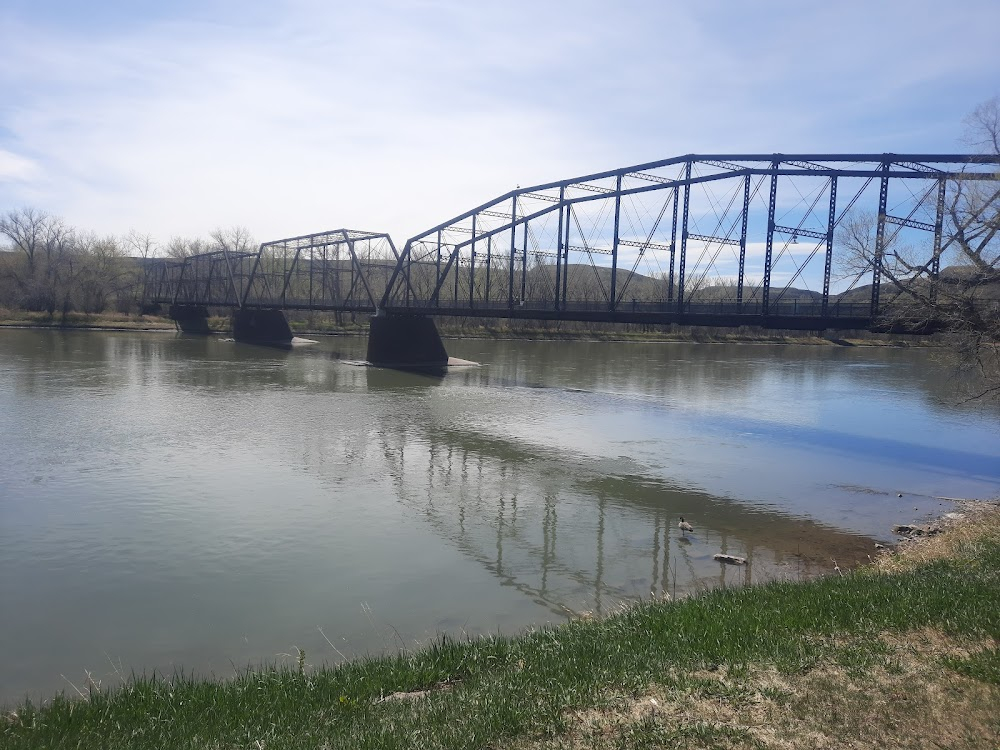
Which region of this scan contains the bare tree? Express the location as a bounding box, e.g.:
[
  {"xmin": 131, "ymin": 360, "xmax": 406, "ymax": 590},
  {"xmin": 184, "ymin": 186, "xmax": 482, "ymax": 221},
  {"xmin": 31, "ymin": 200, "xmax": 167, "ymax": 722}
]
[
  {"xmin": 124, "ymin": 230, "xmax": 157, "ymax": 260},
  {"xmin": 840, "ymin": 96, "xmax": 1000, "ymax": 398},
  {"xmin": 0, "ymin": 208, "xmax": 78, "ymax": 313},
  {"xmin": 210, "ymin": 226, "xmax": 256, "ymax": 255},
  {"xmin": 164, "ymin": 236, "xmax": 208, "ymax": 260},
  {"xmin": 0, "ymin": 207, "xmax": 53, "ymax": 273},
  {"xmin": 72, "ymin": 233, "xmax": 135, "ymax": 313}
]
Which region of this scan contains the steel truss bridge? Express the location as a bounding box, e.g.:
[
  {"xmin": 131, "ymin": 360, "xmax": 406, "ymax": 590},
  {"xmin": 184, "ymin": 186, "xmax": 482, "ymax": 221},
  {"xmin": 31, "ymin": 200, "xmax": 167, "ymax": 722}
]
[
  {"xmin": 144, "ymin": 229, "xmax": 399, "ymax": 314},
  {"xmin": 145, "ymin": 153, "xmax": 1000, "ymax": 337}
]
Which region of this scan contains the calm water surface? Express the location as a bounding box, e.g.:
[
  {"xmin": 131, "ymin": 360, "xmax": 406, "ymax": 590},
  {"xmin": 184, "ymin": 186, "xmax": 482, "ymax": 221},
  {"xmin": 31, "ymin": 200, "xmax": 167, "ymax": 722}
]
[{"xmin": 1, "ymin": 329, "xmax": 998, "ymax": 705}]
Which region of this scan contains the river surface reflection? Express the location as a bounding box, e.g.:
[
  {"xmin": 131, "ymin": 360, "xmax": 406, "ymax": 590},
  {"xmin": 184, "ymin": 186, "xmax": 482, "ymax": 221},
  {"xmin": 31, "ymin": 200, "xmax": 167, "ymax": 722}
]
[{"xmin": 1, "ymin": 329, "xmax": 998, "ymax": 705}]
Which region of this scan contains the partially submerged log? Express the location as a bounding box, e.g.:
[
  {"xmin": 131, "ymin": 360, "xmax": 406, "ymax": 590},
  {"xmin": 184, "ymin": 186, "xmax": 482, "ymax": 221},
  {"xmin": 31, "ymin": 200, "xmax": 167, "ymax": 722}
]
[{"xmin": 713, "ymin": 553, "xmax": 747, "ymax": 566}]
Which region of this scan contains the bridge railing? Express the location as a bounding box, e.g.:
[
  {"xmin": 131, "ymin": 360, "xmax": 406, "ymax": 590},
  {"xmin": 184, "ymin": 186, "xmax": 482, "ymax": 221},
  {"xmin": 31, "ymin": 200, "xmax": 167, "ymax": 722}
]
[{"xmin": 385, "ymin": 297, "xmax": 875, "ymax": 320}]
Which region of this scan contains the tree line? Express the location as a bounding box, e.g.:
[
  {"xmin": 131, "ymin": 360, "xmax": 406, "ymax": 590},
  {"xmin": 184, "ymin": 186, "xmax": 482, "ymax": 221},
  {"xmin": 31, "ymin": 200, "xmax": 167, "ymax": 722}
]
[{"xmin": 0, "ymin": 214, "xmax": 255, "ymax": 318}]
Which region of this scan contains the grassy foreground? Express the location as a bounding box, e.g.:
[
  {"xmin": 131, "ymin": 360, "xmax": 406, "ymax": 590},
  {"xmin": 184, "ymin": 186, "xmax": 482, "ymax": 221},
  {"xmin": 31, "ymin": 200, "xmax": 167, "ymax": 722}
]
[{"xmin": 4, "ymin": 508, "xmax": 1000, "ymax": 750}]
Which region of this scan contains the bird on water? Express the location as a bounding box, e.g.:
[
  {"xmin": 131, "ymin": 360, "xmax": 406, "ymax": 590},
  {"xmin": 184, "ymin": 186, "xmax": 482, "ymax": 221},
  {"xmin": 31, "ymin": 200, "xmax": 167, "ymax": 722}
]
[{"xmin": 678, "ymin": 517, "xmax": 694, "ymax": 536}]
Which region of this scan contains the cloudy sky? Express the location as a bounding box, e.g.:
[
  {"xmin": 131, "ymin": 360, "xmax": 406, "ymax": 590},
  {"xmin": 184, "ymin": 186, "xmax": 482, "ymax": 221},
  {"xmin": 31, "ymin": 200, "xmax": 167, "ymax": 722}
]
[{"xmin": 1, "ymin": 0, "xmax": 997, "ymax": 248}]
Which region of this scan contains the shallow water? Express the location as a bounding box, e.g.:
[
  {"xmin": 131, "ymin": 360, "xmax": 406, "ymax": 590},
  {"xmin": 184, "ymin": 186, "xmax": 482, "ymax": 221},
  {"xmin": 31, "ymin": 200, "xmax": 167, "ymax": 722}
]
[{"xmin": 1, "ymin": 329, "xmax": 997, "ymax": 705}]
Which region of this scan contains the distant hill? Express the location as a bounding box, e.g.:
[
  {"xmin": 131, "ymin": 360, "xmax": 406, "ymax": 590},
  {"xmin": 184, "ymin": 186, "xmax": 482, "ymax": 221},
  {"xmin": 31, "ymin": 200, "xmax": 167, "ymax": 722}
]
[{"xmin": 836, "ymin": 265, "xmax": 1000, "ymax": 303}]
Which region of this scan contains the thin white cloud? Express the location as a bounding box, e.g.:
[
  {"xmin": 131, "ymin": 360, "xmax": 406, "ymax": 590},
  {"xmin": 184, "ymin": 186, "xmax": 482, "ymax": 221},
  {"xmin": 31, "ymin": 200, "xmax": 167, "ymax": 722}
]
[
  {"xmin": 0, "ymin": 0, "xmax": 998, "ymax": 248},
  {"xmin": 0, "ymin": 149, "xmax": 40, "ymax": 181}
]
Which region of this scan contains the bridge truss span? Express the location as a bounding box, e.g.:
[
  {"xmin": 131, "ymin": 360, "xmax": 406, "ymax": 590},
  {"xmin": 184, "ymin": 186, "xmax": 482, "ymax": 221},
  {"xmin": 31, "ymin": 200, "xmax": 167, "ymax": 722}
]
[
  {"xmin": 145, "ymin": 228, "xmax": 398, "ymax": 314},
  {"xmin": 381, "ymin": 153, "xmax": 1000, "ymax": 327},
  {"xmin": 244, "ymin": 229, "xmax": 398, "ymax": 312}
]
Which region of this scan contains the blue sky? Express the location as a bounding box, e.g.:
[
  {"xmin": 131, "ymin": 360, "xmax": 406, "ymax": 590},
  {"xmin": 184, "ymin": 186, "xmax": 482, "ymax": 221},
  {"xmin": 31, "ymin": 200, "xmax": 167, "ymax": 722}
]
[{"xmin": 1, "ymin": 0, "xmax": 998, "ymax": 248}]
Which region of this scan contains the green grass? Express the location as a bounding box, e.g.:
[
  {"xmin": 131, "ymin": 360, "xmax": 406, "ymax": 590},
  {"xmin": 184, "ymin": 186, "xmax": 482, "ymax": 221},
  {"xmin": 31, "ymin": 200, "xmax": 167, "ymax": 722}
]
[
  {"xmin": 945, "ymin": 648, "xmax": 1000, "ymax": 686},
  {"xmin": 4, "ymin": 531, "xmax": 999, "ymax": 749}
]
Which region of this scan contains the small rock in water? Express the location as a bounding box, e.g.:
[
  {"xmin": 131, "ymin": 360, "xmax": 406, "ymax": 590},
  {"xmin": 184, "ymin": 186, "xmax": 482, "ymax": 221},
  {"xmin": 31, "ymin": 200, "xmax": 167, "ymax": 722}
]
[
  {"xmin": 713, "ymin": 553, "xmax": 747, "ymax": 566},
  {"xmin": 898, "ymin": 493, "xmax": 903, "ymax": 497}
]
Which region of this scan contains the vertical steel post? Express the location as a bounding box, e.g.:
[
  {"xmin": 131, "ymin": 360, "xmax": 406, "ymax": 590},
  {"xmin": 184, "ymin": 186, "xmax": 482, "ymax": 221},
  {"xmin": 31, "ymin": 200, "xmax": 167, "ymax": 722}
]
[
  {"xmin": 762, "ymin": 160, "xmax": 779, "ymax": 316},
  {"xmin": 822, "ymin": 176, "xmax": 838, "ymax": 317},
  {"xmin": 562, "ymin": 200, "xmax": 570, "ymax": 309},
  {"xmin": 485, "ymin": 235, "xmax": 492, "ymax": 307},
  {"xmin": 508, "ymin": 196, "xmax": 517, "ymax": 308},
  {"xmin": 555, "ymin": 187, "xmax": 565, "ymax": 311},
  {"xmin": 404, "ymin": 240, "xmax": 411, "ymax": 307},
  {"xmin": 931, "ymin": 178, "xmax": 946, "ymax": 304},
  {"xmin": 436, "ymin": 230, "xmax": 442, "ymax": 308},
  {"xmin": 738, "ymin": 174, "xmax": 750, "ymax": 307},
  {"xmin": 668, "ymin": 186, "xmax": 679, "ymax": 303},
  {"xmin": 204, "ymin": 257, "xmax": 215, "ymax": 302},
  {"xmin": 610, "ymin": 174, "xmax": 622, "ymax": 312},
  {"xmin": 349, "ymin": 248, "xmax": 356, "ymax": 307},
  {"xmin": 871, "ymin": 164, "xmax": 890, "ymax": 317},
  {"xmin": 327, "ymin": 244, "xmax": 335, "ymax": 304},
  {"xmin": 325, "ymin": 245, "xmax": 334, "ymax": 305},
  {"xmin": 469, "ymin": 214, "xmax": 477, "ymax": 309},
  {"xmin": 308, "ymin": 246, "xmax": 314, "ymax": 306},
  {"xmin": 453, "ymin": 239, "xmax": 459, "ymax": 305},
  {"xmin": 521, "ymin": 222, "xmax": 528, "ymax": 303},
  {"xmin": 677, "ymin": 160, "xmax": 692, "ymax": 313},
  {"xmin": 281, "ymin": 244, "xmax": 288, "ymax": 307}
]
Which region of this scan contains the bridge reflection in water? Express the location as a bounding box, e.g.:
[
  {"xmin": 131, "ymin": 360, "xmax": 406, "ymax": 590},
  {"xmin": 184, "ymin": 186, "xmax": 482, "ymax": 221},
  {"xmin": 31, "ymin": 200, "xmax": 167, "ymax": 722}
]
[{"xmin": 283, "ymin": 362, "xmax": 880, "ymax": 621}]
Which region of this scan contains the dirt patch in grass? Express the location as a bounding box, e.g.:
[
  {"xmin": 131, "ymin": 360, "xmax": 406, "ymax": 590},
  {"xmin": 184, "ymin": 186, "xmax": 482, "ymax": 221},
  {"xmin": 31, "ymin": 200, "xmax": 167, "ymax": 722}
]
[{"xmin": 514, "ymin": 629, "xmax": 999, "ymax": 749}]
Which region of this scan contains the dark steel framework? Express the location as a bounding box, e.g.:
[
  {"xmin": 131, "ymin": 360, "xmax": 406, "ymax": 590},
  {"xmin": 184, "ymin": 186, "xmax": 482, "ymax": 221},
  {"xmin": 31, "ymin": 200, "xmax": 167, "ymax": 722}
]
[
  {"xmin": 145, "ymin": 154, "xmax": 999, "ymax": 330},
  {"xmin": 145, "ymin": 229, "xmax": 399, "ymax": 313},
  {"xmin": 381, "ymin": 153, "xmax": 1000, "ymax": 326}
]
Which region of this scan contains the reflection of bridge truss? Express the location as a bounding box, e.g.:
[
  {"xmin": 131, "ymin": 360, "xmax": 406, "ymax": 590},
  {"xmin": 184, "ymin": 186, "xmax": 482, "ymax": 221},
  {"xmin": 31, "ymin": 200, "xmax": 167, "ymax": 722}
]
[
  {"xmin": 370, "ymin": 418, "xmax": 865, "ymax": 617},
  {"xmin": 145, "ymin": 229, "xmax": 398, "ymax": 312},
  {"xmin": 382, "ymin": 153, "xmax": 999, "ymax": 324}
]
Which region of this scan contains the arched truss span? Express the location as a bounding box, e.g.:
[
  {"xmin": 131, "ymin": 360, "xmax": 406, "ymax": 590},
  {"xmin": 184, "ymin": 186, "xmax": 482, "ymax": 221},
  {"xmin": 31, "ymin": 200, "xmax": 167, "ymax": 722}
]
[{"xmin": 381, "ymin": 154, "xmax": 1000, "ymax": 323}]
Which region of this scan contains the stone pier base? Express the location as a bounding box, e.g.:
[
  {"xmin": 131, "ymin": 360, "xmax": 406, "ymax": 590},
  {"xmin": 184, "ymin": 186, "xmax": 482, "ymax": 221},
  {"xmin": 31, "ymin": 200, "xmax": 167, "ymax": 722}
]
[
  {"xmin": 232, "ymin": 309, "xmax": 293, "ymax": 345},
  {"xmin": 168, "ymin": 305, "xmax": 211, "ymax": 334},
  {"xmin": 366, "ymin": 314, "xmax": 449, "ymax": 370}
]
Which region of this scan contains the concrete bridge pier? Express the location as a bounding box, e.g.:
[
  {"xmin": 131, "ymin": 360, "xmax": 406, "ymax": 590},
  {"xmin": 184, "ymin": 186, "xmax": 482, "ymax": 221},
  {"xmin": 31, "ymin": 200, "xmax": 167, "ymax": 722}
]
[
  {"xmin": 366, "ymin": 313, "xmax": 449, "ymax": 370},
  {"xmin": 232, "ymin": 309, "xmax": 293, "ymax": 345},
  {"xmin": 168, "ymin": 304, "xmax": 211, "ymax": 334}
]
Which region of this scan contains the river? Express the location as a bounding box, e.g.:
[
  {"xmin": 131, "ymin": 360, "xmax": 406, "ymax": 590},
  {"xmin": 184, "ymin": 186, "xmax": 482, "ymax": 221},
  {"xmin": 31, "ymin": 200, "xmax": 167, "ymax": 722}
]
[{"xmin": 1, "ymin": 328, "xmax": 998, "ymax": 706}]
